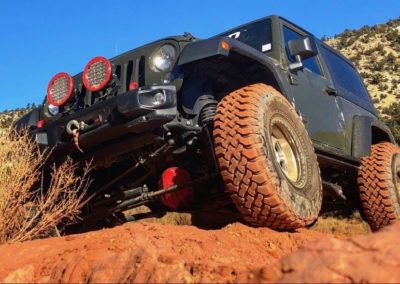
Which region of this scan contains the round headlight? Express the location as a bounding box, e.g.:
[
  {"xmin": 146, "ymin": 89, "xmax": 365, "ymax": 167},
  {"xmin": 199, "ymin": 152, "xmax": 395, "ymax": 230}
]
[
  {"xmin": 46, "ymin": 72, "xmax": 74, "ymax": 106},
  {"xmin": 82, "ymin": 56, "xmax": 112, "ymax": 92},
  {"xmin": 48, "ymin": 104, "xmax": 59, "ymax": 116},
  {"xmin": 152, "ymin": 44, "xmax": 176, "ymax": 71}
]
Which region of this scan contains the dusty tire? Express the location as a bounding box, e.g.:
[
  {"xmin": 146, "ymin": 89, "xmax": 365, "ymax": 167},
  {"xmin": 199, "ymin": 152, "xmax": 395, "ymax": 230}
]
[
  {"xmin": 213, "ymin": 83, "xmax": 322, "ymax": 230},
  {"xmin": 358, "ymin": 142, "xmax": 400, "ymax": 231}
]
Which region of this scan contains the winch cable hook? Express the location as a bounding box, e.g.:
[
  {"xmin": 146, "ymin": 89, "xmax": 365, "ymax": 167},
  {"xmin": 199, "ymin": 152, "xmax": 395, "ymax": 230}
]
[{"xmin": 66, "ymin": 120, "xmax": 84, "ymax": 153}]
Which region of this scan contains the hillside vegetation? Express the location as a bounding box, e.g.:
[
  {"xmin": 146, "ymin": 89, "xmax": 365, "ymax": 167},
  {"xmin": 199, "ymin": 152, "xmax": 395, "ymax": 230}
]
[
  {"xmin": 0, "ymin": 130, "xmax": 89, "ymax": 243},
  {"xmin": 0, "ymin": 103, "xmax": 36, "ymax": 130}
]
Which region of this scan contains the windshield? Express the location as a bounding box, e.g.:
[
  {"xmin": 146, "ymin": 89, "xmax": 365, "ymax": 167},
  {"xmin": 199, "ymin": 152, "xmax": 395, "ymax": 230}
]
[{"xmin": 217, "ymin": 18, "xmax": 272, "ymax": 53}]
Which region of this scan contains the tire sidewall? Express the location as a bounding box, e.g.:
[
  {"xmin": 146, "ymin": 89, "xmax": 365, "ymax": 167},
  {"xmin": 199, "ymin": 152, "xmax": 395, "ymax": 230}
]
[
  {"xmin": 260, "ymin": 93, "xmax": 321, "ymax": 219},
  {"xmin": 390, "ymin": 153, "xmax": 400, "ymax": 214}
]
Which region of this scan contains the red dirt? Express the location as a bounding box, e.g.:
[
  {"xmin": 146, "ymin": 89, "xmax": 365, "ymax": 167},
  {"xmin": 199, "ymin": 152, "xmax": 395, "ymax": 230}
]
[
  {"xmin": 0, "ymin": 217, "xmax": 398, "ymax": 283},
  {"xmin": 278, "ymin": 222, "xmax": 400, "ymax": 283},
  {"xmin": 0, "ymin": 222, "xmax": 324, "ymax": 283}
]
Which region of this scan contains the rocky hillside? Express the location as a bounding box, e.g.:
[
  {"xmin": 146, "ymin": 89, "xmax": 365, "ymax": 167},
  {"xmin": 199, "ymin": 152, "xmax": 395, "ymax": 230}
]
[
  {"xmin": 0, "ymin": 104, "xmax": 36, "ymax": 129},
  {"xmin": 325, "ymin": 17, "xmax": 400, "ymax": 111}
]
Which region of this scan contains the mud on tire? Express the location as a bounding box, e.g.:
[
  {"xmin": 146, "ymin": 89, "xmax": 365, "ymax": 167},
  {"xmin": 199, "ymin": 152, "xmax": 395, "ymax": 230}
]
[
  {"xmin": 358, "ymin": 142, "xmax": 400, "ymax": 231},
  {"xmin": 213, "ymin": 83, "xmax": 322, "ymax": 230}
]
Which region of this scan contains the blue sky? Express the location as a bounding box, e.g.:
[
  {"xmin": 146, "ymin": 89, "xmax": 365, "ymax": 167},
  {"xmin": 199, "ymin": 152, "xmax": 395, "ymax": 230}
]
[{"xmin": 0, "ymin": 0, "xmax": 399, "ymax": 111}]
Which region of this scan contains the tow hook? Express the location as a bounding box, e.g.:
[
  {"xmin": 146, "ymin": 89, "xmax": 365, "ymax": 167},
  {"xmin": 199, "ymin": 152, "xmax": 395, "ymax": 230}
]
[{"xmin": 66, "ymin": 120, "xmax": 85, "ymax": 153}]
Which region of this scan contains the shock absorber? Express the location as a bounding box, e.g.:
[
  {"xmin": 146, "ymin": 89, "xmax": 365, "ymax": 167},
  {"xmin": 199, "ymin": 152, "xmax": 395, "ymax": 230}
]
[
  {"xmin": 199, "ymin": 102, "xmax": 217, "ymax": 127},
  {"xmin": 199, "ymin": 102, "xmax": 218, "ymax": 171}
]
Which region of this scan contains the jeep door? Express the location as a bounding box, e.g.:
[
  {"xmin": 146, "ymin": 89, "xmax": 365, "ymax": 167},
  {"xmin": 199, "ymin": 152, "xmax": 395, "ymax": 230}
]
[
  {"xmin": 280, "ymin": 22, "xmax": 346, "ymax": 152},
  {"xmin": 318, "ymin": 44, "xmax": 382, "ymax": 156}
]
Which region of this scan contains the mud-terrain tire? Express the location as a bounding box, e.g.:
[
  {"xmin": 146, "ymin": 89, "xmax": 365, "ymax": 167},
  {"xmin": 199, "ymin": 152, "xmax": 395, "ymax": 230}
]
[
  {"xmin": 213, "ymin": 83, "xmax": 322, "ymax": 230},
  {"xmin": 358, "ymin": 142, "xmax": 400, "ymax": 231}
]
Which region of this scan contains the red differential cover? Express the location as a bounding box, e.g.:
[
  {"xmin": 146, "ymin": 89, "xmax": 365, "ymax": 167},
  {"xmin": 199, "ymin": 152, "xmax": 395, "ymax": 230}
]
[{"xmin": 159, "ymin": 167, "xmax": 193, "ymax": 210}]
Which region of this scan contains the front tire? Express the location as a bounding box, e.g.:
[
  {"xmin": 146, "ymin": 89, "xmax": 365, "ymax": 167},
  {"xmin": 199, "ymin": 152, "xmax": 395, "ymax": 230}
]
[
  {"xmin": 358, "ymin": 142, "xmax": 400, "ymax": 231},
  {"xmin": 213, "ymin": 83, "xmax": 322, "ymax": 230}
]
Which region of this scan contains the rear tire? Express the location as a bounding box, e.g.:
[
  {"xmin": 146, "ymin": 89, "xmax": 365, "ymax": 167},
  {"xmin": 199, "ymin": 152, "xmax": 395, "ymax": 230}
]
[
  {"xmin": 213, "ymin": 83, "xmax": 322, "ymax": 230},
  {"xmin": 358, "ymin": 142, "xmax": 400, "ymax": 231}
]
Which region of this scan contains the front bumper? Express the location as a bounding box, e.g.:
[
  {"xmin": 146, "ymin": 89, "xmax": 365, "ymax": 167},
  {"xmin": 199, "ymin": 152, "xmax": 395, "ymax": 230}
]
[{"xmin": 34, "ymin": 85, "xmax": 177, "ymax": 151}]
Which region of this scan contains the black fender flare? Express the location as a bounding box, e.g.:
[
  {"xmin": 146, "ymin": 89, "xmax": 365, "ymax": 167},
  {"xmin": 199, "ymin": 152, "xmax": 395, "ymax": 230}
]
[
  {"xmin": 352, "ymin": 115, "xmax": 396, "ymax": 159},
  {"xmin": 177, "ymin": 37, "xmax": 290, "ymax": 112}
]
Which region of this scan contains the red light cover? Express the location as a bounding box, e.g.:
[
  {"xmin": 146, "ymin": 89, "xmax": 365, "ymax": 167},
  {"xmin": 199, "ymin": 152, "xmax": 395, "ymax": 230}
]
[
  {"xmin": 46, "ymin": 72, "xmax": 74, "ymax": 106},
  {"xmin": 82, "ymin": 56, "xmax": 112, "ymax": 92},
  {"xmin": 37, "ymin": 120, "xmax": 45, "ymax": 128},
  {"xmin": 129, "ymin": 81, "xmax": 138, "ymax": 90}
]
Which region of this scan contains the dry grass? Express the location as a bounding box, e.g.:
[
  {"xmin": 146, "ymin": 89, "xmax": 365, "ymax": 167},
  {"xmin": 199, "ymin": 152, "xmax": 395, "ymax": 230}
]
[
  {"xmin": 0, "ymin": 129, "xmax": 90, "ymax": 243},
  {"xmin": 310, "ymin": 211, "xmax": 371, "ymax": 237},
  {"xmin": 126, "ymin": 206, "xmax": 372, "ymax": 236},
  {"xmin": 125, "ymin": 203, "xmax": 373, "ymax": 236}
]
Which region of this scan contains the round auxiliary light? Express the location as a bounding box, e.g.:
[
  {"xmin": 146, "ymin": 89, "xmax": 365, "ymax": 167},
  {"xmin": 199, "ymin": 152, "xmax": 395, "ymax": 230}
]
[
  {"xmin": 46, "ymin": 72, "xmax": 74, "ymax": 107},
  {"xmin": 82, "ymin": 56, "xmax": 112, "ymax": 92}
]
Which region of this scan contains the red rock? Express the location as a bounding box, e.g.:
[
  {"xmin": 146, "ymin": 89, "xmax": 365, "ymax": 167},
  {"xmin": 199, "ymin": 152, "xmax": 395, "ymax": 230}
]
[
  {"xmin": 277, "ymin": 222, "xmax": 400, "ymax": 283},
  {"xmin": 0, "ymin": 222, "xmax": 323, "ymax": 283}
]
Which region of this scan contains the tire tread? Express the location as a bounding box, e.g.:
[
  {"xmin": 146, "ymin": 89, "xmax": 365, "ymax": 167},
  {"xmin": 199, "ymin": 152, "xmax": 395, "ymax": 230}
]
[{"xmin": 213, "ymin": 83, "xmax": 321, "ymax": 229}]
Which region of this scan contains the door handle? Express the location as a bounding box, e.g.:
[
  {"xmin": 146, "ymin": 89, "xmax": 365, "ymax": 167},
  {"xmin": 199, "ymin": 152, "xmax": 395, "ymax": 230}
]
[
  {"xmin": 325, "ymin": 85, "xmax": 338, "ymax": 96},
  {"xmin": 288, "ymin": 73, "xmax": 298, "ymax": 85}
]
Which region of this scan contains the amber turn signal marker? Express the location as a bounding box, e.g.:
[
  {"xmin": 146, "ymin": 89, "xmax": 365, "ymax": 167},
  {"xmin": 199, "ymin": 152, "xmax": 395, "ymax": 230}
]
[{"xmin": 221, "ymin": 41, "xmax": 230, "ymax": 51}]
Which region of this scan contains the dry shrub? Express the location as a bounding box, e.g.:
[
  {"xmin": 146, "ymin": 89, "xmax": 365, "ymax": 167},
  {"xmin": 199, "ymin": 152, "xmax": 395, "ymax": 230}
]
[
  {"xmin": 0, "ymin": 129, "xmax": 90, "ymax": 243},
  {"xmin": 310, "ymin": 211, "xmax": 371, "ymax": 237}
]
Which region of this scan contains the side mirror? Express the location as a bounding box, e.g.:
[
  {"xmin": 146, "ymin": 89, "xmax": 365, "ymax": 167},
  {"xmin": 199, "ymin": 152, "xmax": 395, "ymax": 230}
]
[{"xmin": 288, "ymin": 36, "xmax": 318, "ymax": 71}]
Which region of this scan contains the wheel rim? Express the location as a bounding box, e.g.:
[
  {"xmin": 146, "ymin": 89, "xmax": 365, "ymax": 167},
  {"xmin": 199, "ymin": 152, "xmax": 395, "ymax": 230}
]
[
  {"xmin": 394, "ymin": 155, "xmax": 400, "ymax": 196},
  {"xmin": 270, "ymin": 119, "xmax": 301, "ymax": 184},
  {"xmin": 396, "ymin": 169, "xmax": 400, "ymax": 192}
]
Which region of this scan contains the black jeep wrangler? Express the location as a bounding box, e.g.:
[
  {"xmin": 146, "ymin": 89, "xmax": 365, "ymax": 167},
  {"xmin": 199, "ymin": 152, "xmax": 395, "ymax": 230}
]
[{"xmin": 16, "ymin": 15, "xmax": 400, "ymax": 231}]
